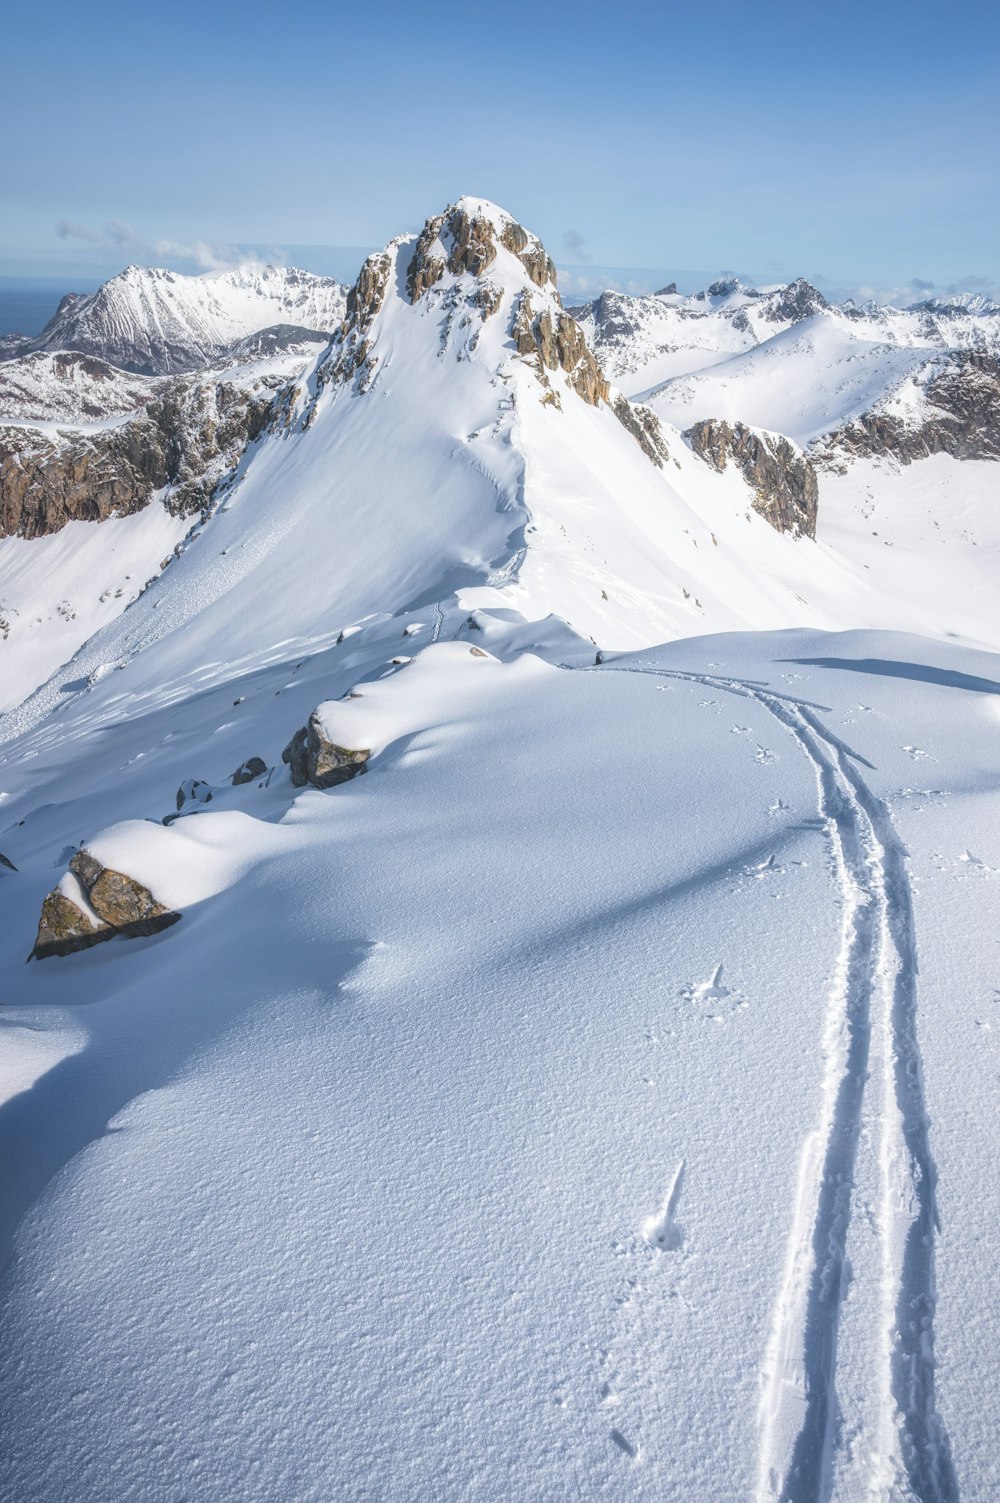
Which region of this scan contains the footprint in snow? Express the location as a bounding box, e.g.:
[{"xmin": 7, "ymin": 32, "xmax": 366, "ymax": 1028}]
[
  {"xmin": 903, "ymin": 745, "xmax": 935, "ymax": 761},
  {"xmin": 642, "ymin": 1161, "xmax": 686, "ymax": 1253},
  {"xmin": 755, "ymin": 745, "xmax": 775, "ymax": 764}
]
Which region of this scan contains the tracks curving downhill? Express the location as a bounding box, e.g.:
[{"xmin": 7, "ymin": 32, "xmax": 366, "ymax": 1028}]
[{"xmin": 598, "ymin": 663, "xmax": 956, "ymax": 1502}]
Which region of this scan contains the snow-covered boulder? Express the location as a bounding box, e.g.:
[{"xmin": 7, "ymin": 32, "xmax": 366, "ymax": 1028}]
[
  {"xmin": 230, "ymin": 756, "xmax": 267, "ymax": 786},
  {"xmin": 69, "ymin": 848, "xmax": 179, "ymax": 933},
  {"xmin": 176, "ymin": 778, "xmax": 213, "ymax": 812},
  {"xmin": 282, "ymin": 711, "xmax": 371, "ymax": 789},
  {"xmin": 31, "ymin": 849, "xmax": 180, "ymax": 960}
]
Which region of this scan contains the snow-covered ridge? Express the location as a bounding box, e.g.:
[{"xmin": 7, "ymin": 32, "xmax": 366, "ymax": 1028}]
[
  {"xmin": 5, "ymin": 263, "xmax": 348, "ymax": 376},
  {"xmin": 574, "ymin": 276, "xmax": 1000, "ymax": 405}
]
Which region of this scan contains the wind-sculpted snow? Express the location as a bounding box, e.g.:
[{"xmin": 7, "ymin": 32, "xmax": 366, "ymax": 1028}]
[{"xmin": 1, "ymin": 622, "xmax": 997, "ymax": 1499}]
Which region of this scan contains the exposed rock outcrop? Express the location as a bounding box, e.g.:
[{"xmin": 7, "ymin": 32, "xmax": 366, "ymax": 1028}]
[
  {"xmin": 31, "ymin": 849, "xmax": 179, "ymax": 959},
  {"xmin": 762, "ymin": 278, "xmax": 828, "ymax": 323},
  {"xmin": 512, "ymin": 292, "xmax": 610, "ymax": 406},
  {"xmin": 282, "ymin": 712, "xmax": 370, "ymax": 789},
  {"xmin": 686, "ymin": 419, "xmax": 818, "ymax": 536},
  {"xmin": 69, "ymin": 849, "xmax": 179, "ymax": 932},
  {"xmin": 819, "ymin": 352, "xmax": 1000, "ymax": 465},
  {"xmin": 611, "ymin": 393, "xmax": 671, "ymax": 467},
  {"xmin": 0, "ymin": 376, "xmax": 277, "ymax": 540},
  {"xmin": 405, "ymin": 204, "xmax": 559, "ymax": 306}
]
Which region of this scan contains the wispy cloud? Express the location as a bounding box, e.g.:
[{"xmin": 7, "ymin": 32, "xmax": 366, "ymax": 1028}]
[{"xmin": 54, "ymin": 218, "xmax": 268, "ymax": 272}]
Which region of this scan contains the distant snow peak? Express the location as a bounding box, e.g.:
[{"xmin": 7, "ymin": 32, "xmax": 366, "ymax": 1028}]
[{"xmin": 12, "ymin": 264, "xmax": 348, "ymax": 376}]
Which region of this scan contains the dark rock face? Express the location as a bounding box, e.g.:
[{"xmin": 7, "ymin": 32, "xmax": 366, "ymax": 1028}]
[
  {"xmin": 231, "ymin": 756, "xmax": 267, "ymax": 786},
  {"xmin": 222, "ymin": 325, "xmax": 328, "ymax": 363},
  {"xmin": 406, "ymin": 204, "xmax": 557, "ymax": 306},
  {"xmin": 282, "ymin": 712, "xmax": 370, "ymax": 789},
  {"xmin": 32, "ymin": 849, "xmax": 180, "ymax": 959},
  {"xmin": 762, "ymin": 278, "xmax": 828, "ymax": 324},
  {"xmin": 0, "ymin": 851, "xmax": 16, "ymax": 872},
  {"xmin": 686, "ymin": 419, "xmax": 818, "ymax": 537},
  {"xmin": 0, "ymin": 377, "xmax": 276, "ymax": 540},
  {"xmin": 821, "ymin": 352, "xmax": 1000, "ymax": 464}
]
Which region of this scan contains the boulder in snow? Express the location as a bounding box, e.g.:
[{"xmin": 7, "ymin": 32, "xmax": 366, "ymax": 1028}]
[
  {"xmin": 176, "ymin": 778, "xmax": 213, "ymax": 812},
  {"xmin": 282, "ymin": 711, "xmax": 370, "ymax": 790},
  {"xmin": 31, "ymin": 873, "xmax": 113, "ymax": 960},
  {"xmin": 230, "ymin": 756, "xmax": 268, "ymax": 786},
  {"xmin": 69, "ymin": 848, "xmax": 180, "ymax": 935}
]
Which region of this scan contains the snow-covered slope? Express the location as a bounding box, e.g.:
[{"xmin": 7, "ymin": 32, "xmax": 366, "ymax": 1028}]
[
  {"xmin": 572, "ymin": 277, "xmax": 829, "ymax": 395},
  {"xmin": 646, "ymin": 315, "xmax": 934, "ymax": 446},
  {"xmin": 2, "ymin": 619, "xmax": 999, "ymax": 1501},
  {"xmin": 1, "ymin": 199, "xmax": 999, "ymax": 1503},
  {"xmin": 574, "ymin": 277, "xmax": 1000, "ymax": 403},
  {"xmin": 0, "ymin": 351, "xmax": 160, "ymax": 424},
  {"xmin": 12, "ymin": 264, "xmax": 348, "ymax": 375}
]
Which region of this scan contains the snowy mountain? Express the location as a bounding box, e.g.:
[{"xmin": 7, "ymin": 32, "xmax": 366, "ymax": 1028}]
[
  {"xmin": 1, "ymin": 198, "xmax": 999, "ymax": 1503},
  {"xmin": 6, "ymin": 263, "xmax": 348, "ymax": 375}
]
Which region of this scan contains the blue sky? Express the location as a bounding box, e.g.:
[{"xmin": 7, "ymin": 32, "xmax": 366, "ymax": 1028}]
[{"xmin": 4, "ymin": 0, "xmax": 998, "ymax": 300}]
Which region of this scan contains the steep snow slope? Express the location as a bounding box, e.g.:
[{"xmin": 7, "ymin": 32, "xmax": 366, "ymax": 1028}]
[
  {"xmin": 14, "ymin": 264, "xmax": 347, "ymax": 375},
  {"xmin": 0, "ymin": 505, "xmax": 190, "ymax": 712}
]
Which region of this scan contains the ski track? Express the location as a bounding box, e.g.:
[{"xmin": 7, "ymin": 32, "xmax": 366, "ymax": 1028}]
[{"xmin": 598, "ymin": 662, "xmax": 956, "ymax": 1503}]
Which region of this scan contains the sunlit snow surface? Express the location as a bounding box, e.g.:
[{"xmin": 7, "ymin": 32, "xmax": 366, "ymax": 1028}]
[{"xmin": 1, "ymin": 202, "xmax": 998, "ymax": 1501}]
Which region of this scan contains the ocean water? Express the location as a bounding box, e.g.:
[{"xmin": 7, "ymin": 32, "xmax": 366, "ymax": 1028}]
[{"xmin": 0, "ymin": 279, "xmax": 98, "ymax": 338}]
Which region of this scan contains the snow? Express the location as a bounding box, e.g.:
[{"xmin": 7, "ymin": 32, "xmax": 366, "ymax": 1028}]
[
  {"xmin": 15, "ymin": 263, "xmax": 347, "ymax": 375},
  {"xmin": 0, "ymin": 504, "xmax": 190, "ymax": 711},
  {"xmin": 1, "ymin": 201, "xmax": 999, "ymax": 1501},
  {"xmin": 644, "ymin": 315, "xmax": 934, "ymax": 446}
]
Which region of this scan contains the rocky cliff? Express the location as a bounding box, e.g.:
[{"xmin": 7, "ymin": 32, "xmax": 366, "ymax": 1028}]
[
  {"xmin": 0, "ymin": 375, "xmax": 278, "ymax": 540},
  {"xmin": 819, "ymin": 351, "xmax": 1000, "ymax": 465},
  {"xmin": 685, "ymin": 418, "xmax": 818, "ymax": 536}
]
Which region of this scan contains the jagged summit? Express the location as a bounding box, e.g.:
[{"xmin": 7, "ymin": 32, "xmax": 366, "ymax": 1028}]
[{"xmin": 319, "ymin": 198, "xmax": 652, "ymax": 432}]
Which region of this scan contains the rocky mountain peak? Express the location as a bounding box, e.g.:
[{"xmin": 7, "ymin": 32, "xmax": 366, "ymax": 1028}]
[
  {"xmin": 406, "ymin": 198, "xmax": 558, "ymax": 303},
  {"xmin": 761, "ymin": 277, "xmax": 828, "ymax": 323}
]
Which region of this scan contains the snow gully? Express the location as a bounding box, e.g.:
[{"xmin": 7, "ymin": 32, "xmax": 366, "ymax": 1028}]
[{"xmin": 595, "ymin": 661, "xmax": 955, "ymax": 1503}]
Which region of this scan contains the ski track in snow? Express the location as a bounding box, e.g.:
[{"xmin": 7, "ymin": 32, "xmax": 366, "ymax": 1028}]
[{"xmin": 598, "ymin": 661, "xmax": 956, "ymax": 1503}]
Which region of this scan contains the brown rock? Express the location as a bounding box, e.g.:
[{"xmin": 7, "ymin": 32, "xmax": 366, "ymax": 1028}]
[
  {"xmin": 282, "ymin": 711, "xmax": 371, "ymax": 789},
  {"xmin": 69, "ymin": 848, "xmax": 180, "ymax": 935},
  {"xmin": 31, "ymin": 885, "xmax": 112, "ymax": 960},
  {"xmin": 686, "ymin": 419, "xmax": 818, "ymax": 537},
  {"xmin": 231, "ymin": 756, "xmax": 267, "ymax": 786}
]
